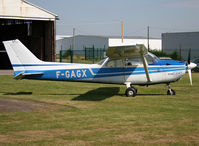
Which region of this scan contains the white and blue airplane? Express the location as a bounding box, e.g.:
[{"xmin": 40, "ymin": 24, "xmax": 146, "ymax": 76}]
[{"xmin": 3, "ymin": 39, "xmax": 197, "ymax": 97}]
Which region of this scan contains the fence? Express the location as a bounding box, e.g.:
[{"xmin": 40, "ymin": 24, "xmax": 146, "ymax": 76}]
[
  {"xmin": 59, "ymin": 46, "xmax": 106, "ymax": 64},
  {"xmin": 85, "ymin": 46, "xmax": 106, "ymax": 61}
]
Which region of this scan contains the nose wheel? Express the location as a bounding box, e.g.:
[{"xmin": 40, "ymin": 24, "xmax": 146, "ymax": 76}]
[{"xmin": 167, "ymin": 84, "xmax": 176, "ymax": 95}]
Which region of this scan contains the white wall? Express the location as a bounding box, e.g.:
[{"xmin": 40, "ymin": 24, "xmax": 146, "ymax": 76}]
[
  {"xmin": 0, "ymin": 0, "xmax": 56, "ymax": 20},
  {"xmin": 56, "ymin": 35, "xmax": 162, "ymax": 54},
  {"xmin": 109, "ymin": 38, "xmax": 162, "ymax": 51},
  {"xmin": 56, "ymin": 35, "xmax": 108, "ymax": 54}
]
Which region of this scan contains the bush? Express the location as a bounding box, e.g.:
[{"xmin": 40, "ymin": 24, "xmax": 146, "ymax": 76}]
[{"xmin": 150, "ymin": 50, "xmax": 169, "ymax": 57}]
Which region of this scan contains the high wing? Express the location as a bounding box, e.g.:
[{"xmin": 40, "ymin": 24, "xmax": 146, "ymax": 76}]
[
  {"xmin": 106, "ymin": 44, "xmax": 151, "ymax": 82},
  {"xmin": 106, "ymin": 44, "xmax": 148, "ymax": 59}
]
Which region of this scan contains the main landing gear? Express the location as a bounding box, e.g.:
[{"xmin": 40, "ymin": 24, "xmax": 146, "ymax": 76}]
[
  {"xmin": 125, "ymin": 83, "xmax": 137, "ymax": 97},
  {"xmin": 167, "ymin": 83, "xmax": 176, "ymax": 95},
  {"xmin": 125, "ymin": 82, "xmax": 176, "ymax": 97},
  {"xmin": 125, "ymin": 87, "xmax": 137, "ymax": 97}
]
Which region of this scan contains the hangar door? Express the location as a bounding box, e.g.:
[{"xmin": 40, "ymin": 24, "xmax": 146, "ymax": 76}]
[{"xmin": 0, "ymin": 19, "xmax": 55, "ymax": 69}]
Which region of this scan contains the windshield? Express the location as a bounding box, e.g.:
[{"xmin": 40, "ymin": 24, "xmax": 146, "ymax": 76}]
[
  {"xmin": 97, "ymin": 58, "xmax": 107, "ymax": 65},
  {"xmin": 145, "ymin": 52, "xmax": 159, "ymax": 64}
]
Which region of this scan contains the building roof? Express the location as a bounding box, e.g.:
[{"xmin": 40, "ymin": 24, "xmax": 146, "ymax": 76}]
[
  {"xmin": 0, "ymin": 0, "xmax": 58, "ymax": 21},
  {"xmin": 57, "ymin": 34, "xmax": 161, "ymax": 40},
  {"xmin": 56, "ymin": 35, "xmax": 72, "ymax": 40},
  {"xmin": 107, "ymin": 36, "xmax": 160, "ymax": 39},
  {"xmin": 162, "ymin": 31, "xmax": 199, "ymax": 35}
]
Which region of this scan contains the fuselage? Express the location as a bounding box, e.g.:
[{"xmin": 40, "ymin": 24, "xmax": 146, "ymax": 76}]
[{"xmin": 13, "ymin": 57, "xmax": 187, "ymax": 85}]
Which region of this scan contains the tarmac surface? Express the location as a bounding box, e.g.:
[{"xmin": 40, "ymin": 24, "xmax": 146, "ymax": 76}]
[
  {"xmin": 0, "ymin": 98, "xmax": 52, "ymax": 113},
  {"xmin": 0, "ymin": 70, "xmax": 13, "ymax": 75},
  {"xmin": 0, "ymin": 70, "xmax": 54, "ymax": 113}
]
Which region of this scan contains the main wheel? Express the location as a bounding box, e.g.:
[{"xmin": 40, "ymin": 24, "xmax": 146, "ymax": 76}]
[
  {"xmin": 131, "ymin": 85, "xmax": 138, "ymax": 93},
  {"xmin": 125, "ymin": 87, "xmax": 137, "ymax": 97},
  {"xmin": 167, "ymin": 89, "xmax": 176, "ymax": 95}
]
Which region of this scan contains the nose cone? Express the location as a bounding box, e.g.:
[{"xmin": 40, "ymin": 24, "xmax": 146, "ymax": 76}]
[{"xmin": 188, "ymin": 62, "xmax": 197, "ymax": 70}]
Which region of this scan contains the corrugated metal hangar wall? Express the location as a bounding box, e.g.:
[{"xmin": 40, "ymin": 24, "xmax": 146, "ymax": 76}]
[
  {"xmin": 0, "ymin": 0, "xmax": 57, "ymax": 69},
  {"xmin": 56, "ymin": 35, "xmax": 162, "ymax": 55},
  {"xmin": 162, "ymin": 32, "xmax": 199, "ymax": 60}
]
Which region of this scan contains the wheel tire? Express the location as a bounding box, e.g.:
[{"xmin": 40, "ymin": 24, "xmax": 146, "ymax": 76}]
[
  {"xmin": 131, "ymin": 85, "xmax": 138, "ymax": 93},
  {"xmin": 125, "ymin": 87, "xmax": 137, "ymax": 97},
  {"xmin": 167, "ymin": 89, "xmax": 176, "ymax": 95}
]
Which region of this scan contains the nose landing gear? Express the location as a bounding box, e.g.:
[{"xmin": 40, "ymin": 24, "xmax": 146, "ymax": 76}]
[{"xmin": 167, "ymin": 83, "xmax": 176, "ymax": 95}]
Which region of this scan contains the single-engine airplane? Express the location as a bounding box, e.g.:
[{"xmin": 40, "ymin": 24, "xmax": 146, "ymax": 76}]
[{"xmin": 3, "ymin": 39, "xmax": 197, "ymax": 97}]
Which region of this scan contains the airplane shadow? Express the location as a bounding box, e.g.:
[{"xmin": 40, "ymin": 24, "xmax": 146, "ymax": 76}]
[
  {"xmin": 72, "ymin": 87, "xmax": 120, "ymax": 101},
  {"xmin": 137, "ymin": 93, "xmax": 166, "ymax": 96},
  {"xmin": 3, "ymin": 92, "xmax": 33, "ymax": 95}
]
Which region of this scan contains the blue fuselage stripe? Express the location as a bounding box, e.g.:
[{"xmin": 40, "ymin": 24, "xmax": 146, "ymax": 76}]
[
  {"xmin": 12, "ymin": 64, "xmax": 72, "ymax": 67},
  {"xmin": 14, "ymin": 65, "xmax": 187, "ymax": 80}
]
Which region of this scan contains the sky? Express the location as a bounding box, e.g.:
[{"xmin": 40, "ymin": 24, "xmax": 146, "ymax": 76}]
[{"xmin": 28, "ymin": 0, "xmax": 199, "ymax": 38}]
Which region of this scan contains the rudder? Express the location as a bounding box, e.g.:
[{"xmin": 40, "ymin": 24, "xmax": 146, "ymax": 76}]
[
  {"xmin": 3, "ymin": 39, "xmax": 42, "ymax": 65},
  {"xmin": 3, "ymin": 39, "xmax": 44, "ymax": 78}
]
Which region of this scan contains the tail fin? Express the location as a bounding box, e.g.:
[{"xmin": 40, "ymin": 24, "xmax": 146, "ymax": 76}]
[
  {"xmin": 3, "ymin": 39, "xmax": 42, "ymax": 65},
  {"xmin": 3, "ymin": 39, "xmax": 43, "ymax": 79}
]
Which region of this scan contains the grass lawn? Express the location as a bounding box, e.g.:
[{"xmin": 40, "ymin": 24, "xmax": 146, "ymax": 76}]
[{"xmin": 0, "ymin": 73, "xmax": 199, "ymax": 145}]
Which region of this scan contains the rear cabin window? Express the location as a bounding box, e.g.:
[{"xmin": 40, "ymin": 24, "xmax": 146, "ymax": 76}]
[
  {"xmin": 126, "ymin": 58, "xmax": 142, "ymax": 66},
  {"xmin": 106, "ymin": 59, "xmax": 124, "ymax": 67}
]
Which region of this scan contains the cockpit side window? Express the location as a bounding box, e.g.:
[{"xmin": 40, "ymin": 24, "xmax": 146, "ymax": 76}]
[{"xmin": 105, "ymin": 52, "xmax": 159, "ymax": 67}]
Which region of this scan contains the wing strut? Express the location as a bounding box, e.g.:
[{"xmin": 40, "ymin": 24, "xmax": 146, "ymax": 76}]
[{"xmin": 140, "ymin": 46, "xmax": 151, "ymax": 83}]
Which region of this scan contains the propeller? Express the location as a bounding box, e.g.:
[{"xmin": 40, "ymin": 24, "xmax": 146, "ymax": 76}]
[
  {"xmin": 188, "ymin": 48, "xmax": 191, "ymax": 64},
  {"xmin": 187, "ymin": 48, "xmax": 197, "ymax": 86}
]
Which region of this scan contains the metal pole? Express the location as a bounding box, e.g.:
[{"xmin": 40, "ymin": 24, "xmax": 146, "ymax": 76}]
[
  {"xmin": 121, "ymin": 21, "xmax": 124, "ymax": 43},
  {"xmin": 71, "ymin": 28, "xmax": 75, "ymax": 63},
  {"xmin": 179, "ymin": 44, "xmax": 182, "ymax": 60},
  {"xmin": 60, "ymin": 51, "xmax": 62, "ymax": 62},
  {"xmin": 147, "ymin": 26, "xmax": 150, "ymax": 51},
  {"xmin": 60, "ymin": 45, "xmax": 62, "ymax": 62},
  {"xmin": 93, "ymin": 45, "xmax": 95, "ymax": 64},
  {"xmin": 84, "ymin": 46, "xmax": 87, "ymax": 60}
]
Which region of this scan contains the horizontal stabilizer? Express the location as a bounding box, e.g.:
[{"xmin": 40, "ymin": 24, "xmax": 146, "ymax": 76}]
[{"xmin": 14, "ymin": 72, "xmax": 43, "ymax": 80}]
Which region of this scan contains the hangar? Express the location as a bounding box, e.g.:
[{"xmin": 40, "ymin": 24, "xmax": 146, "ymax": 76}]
[
  {"xmin": 56, "ymin": 35, "xmax": 108, "ymax": 55},
  {"xmin": 56, "ymin": 35, "xmax": 161, "ymax": 54},
  {"xmin": 0, "ymin": 0, "xmax": 58, "ymax": 69},
  {"xmin": 162, "ymin": 32, "xmax": 199, "ymax": 60}
]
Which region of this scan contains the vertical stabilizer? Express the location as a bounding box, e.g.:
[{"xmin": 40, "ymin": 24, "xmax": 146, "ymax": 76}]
[
  {"xmin": 3, "ymin": 39, "xmax": 42, "ymax": 65},
  {"xmin": 3, "ymin": 39, "xmax": 43, "ymax": 77}
]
